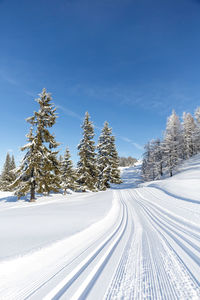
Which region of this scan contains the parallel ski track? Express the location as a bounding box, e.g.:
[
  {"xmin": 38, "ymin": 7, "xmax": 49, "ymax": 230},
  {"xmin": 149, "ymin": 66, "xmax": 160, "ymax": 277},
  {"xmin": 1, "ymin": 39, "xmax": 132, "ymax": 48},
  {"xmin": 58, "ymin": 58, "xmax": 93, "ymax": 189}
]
[
  {"xmin": 104, "ymin": 190, "xmax": 143, "ymax": 300},
  {"xmin": 21, "ymin": 191, "xmax": 129, "ymax": 300},
  {"xmin": 142, "ymin": 187, "xmax": 200, "ymax": 231},
  {"xmin": 134, "ymin": 189, "xmax": 200, "ymax": 277},
  {"xmin": 104, "ymin": 188, "xmax": 200, "ymax": 300},
  {"xmin": 131, "ymin": 189, "xmax": 200, "ymax": 299}
]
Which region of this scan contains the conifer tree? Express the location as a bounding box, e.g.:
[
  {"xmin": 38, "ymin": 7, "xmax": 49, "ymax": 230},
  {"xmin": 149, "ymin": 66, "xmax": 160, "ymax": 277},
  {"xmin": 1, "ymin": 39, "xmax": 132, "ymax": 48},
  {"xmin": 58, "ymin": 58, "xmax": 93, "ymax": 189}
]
[
  {"xmin": 97, "ymin": 122, "xmax": 112, "ymax": 190},
  {"xmin": 0, "ymin": 153, "xmax": 16, "ymax": 190},
  {"xmin": 77, "ymin": 112, "xmax": 97, "ymax": 191},
  {"xmin": 1, "ymin": 153, "xmax": 11, "ymax": 187},
  {"xmin": 182, "ymin": 112, "xmax": 196, "ymax": 159},
  {"xmin": 152, "ymin": 138, "xmax": 164, "ymax": 178},
  {"xmin": 12, "ymin": 89, "xmax": 61, "ymax": 201},
  {"xmin": 61, "ymin": 147, "xmax": 78, "ymax": 194},
  {"xmin": 142, "ymin": 142, "xmax": 155, "ymax": 181},
  {"xmin": 109, "ymin": 136, "xmax": 122, "ymax": 184},
  {"xmin": 163, "ymin": 110, "xmax": 183, "ymax": 176},
  {"xmin": 97, "ymin": 122, "xmax": 122, "ymax": 190},
  {"xmin": 194, "ymin": 107, "xmax": 200, "ymax": 152}
]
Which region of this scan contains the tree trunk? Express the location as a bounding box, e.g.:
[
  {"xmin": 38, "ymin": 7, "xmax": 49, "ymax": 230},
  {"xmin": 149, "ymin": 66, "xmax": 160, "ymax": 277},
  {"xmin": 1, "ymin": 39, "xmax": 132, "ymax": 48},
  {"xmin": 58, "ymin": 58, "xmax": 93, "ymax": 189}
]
[
  {"xmin": 30, "ymin": 184, "xmax": 35, "ymax": 202},
  {"xmin": 160, "ymin": 163, "xmax": 163, "ymax": 176},
  {"xmin": 30, "ymin": 168, "xmax": 35, "ymax": 202}
]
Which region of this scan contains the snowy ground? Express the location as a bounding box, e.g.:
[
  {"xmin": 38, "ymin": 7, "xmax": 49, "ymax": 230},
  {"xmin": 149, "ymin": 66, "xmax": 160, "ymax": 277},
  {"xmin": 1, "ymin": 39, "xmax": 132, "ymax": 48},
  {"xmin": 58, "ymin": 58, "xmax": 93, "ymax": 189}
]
[{"xmin": 0, "ymin": 157, "xmax": 200, "ymax": 299}]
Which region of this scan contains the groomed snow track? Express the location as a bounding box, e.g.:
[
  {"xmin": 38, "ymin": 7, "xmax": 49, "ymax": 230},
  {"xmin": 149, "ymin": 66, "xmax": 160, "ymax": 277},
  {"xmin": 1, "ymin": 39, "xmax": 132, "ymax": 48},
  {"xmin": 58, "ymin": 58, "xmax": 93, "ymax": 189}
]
[{"xmin": 1, "ymin": 187, "xmax": 200, "ymax": 299}]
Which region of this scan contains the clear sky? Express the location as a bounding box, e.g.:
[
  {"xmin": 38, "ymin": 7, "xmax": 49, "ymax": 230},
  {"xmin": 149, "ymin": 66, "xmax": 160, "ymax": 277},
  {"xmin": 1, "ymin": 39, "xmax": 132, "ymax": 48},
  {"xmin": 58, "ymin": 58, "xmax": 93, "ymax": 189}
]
[{"xmin": 1, "ymin": 0, "xmax": 200, "ymax": 170}]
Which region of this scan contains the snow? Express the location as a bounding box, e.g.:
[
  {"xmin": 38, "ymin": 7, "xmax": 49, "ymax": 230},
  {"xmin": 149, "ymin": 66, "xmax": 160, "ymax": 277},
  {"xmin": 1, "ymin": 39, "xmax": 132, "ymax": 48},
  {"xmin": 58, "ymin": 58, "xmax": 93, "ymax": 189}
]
[
  {"xmin": 0, "ymin": 155, "xmax": 200, "ymax": 299},
  {"xmin": 0, "ymin": 191, "xmax": 113, "ymax": 260}
]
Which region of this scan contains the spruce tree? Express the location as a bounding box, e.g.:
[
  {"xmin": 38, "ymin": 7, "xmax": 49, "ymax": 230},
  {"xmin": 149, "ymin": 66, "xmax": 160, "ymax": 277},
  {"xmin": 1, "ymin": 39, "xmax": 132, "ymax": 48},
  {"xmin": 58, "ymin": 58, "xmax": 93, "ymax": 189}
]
[
  {"xmin": 152, "ymin": 138, "xmax": 164, "ymax": 178},
  {"xmin": 194, "ymin": 107, "xmax": 200, "ymax": 153},
  {"xmin": 97, "ymin": 122, "xmax": 112, "ymax": 190},
  {"xmin": 1, "ymin": 153, "xmax": 11, "ymax": 187},
  {"xmin": 61, "ymin": 147, "xmax": 78, "ymax": 194},
  {"xmin": 0, "ymin": 153, "xmax": 16, "ymax": 190},
  {"xmin": 12, "ymin": 88, "xmax": 61, "ymax": 201},
  {"xmin": 163, "ymin": 110, "xmax": 183, "ymax": 177},
  {"xmin": 142, "ymin": 142, "xmax": 155, "ymax": 181},
  {"xmin": 182, "ymin": 112, "xmax": 196, "ymax": 159},
  {"xmin": 109, "ymin": 136, "xmax": 122, "ymax": 184},
  {"xmin": 97, "ymin": 122, "xmax": 122, "ymax": 190},
  {"xmin": 77, "ymin": 112, "xmax": 97, "ymax": 191}
]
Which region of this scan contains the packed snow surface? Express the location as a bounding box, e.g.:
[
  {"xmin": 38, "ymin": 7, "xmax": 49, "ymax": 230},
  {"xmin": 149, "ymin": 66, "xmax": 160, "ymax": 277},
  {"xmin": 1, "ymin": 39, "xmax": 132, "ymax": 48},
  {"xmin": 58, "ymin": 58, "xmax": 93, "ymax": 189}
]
[{"xmin": 0, "ymin": 156, "xmax": 200, "ymax": 299}]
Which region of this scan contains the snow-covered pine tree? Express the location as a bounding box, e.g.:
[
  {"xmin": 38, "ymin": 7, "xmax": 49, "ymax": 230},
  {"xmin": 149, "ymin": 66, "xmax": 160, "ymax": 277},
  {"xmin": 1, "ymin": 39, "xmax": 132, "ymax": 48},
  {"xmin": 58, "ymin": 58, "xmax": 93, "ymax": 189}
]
[
  {"xmin": 12, "ymin": 89, "xmax": 61, "ymax": 201},
  {"xmin": 12, "ymin": 127, "xmax": 38, "ymax": 199},
  {"xmin": 0, "ymin": 153, "xmax": 17, "ymax": 190},
  {"xmin": 163, "ymin": 110, "xmax": 183, "ymax": 177},
  {"xmin": 194, "ymin": 107, "xmax": 200, "ymax": 153},
  {"xmin": 61, "ymin": 147, "xmax": 78, "ymax": 194},
  {"xmin": 1, "ymin": 153, "xmax": 11, "ymax": 190},
  {"xmin": 109, "ymin": 136, "xmax": 122, "ymax": 185},
  {"xmin": 77, "ymin": 112, "xmax": 98, "ymax": 191},
  {"xmin": 152, "ymin": 139, "xmax": 164, "ymax": 179},
  {"xmin": 9, "ymin": 155, "xmax": 17, "ymax": 188},
  {"xmin": 142, "ymin": 141, "xmax": 156, "ymax": 181},
  {"xmin": 97, "ymin": 121, "xmax": 122, "ymax": 190},
  {"xmin": 182, "ymin": 112, "xmax": 196, "ymax": 159},
  {"xmin": 97, "ymin": 122, "xmax": 112, "ymax": 190},
  {"xmin": 0, "ymin": 153, "xmax": 11, "ymax": 189},
  {"xmin": 143, "ymin": 139, "xmax": 164, "ymax": 181}
]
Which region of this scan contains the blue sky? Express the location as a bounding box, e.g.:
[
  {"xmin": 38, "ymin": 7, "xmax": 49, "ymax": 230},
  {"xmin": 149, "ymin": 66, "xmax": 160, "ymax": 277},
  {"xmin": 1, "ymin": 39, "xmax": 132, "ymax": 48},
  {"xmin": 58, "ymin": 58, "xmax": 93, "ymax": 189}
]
[{"xmin": 1, "ymin": 0, "xmax": 200, "ymax": 169}]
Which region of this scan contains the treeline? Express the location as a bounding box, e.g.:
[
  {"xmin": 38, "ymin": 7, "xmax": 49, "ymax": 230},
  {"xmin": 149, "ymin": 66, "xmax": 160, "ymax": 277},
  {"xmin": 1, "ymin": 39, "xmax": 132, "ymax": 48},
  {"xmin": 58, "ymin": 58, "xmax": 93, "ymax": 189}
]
[
  {"xmin": 0, "ymin": 88, "xmax": 122, "ymax": 201},
  {"xmin": 119, "ymin": 156, "xmax": 137, "ymax": 167},
  {"xmin": 142, "ymin": 109, "xmax": 200, "ymax": 181}
]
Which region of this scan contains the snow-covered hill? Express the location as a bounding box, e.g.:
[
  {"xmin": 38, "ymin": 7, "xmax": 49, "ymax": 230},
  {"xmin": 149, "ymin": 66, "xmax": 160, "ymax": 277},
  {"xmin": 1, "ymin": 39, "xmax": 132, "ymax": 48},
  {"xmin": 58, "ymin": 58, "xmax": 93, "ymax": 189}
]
[
  {"xmin": 0, "ymin": 156, "xmax": 200, "ymax": 299},
  {"xmin": 143, "ymin": 153, "xmax": 200, "ymax": 204}
]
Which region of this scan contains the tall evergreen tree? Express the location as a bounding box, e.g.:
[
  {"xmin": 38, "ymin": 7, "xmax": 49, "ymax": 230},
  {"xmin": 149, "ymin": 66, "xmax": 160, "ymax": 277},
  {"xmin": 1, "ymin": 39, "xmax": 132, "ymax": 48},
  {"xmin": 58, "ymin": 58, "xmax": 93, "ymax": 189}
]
[
  {"xmin": 194, "ymin": 107, "xmax": 200, "ymax": 153},
  {"xmin": 109, "ymin": 136, "xmax": 122, "ymax": 184},
  {"xmin": 61, "ymin": 147, "xmax": 78, "ymax": 194},
  {"xmin": 0, "ymin": 153, "xmax": 16, "ymax": 190},
  {"xmin": 77, "ymin": 112, "xmax": 97, "ymax": 191},
  {"xmin": 142, "ymin": 142, "xmax": 155, "ymax": 181},
  {"xmin": 182, "ymin": 112, "xmax": 196, "ymax": 159},
  {"xmin": 97, "ymin": 122, "xmax": 122, "ymax": 190},
  {"xmin": 143, "ymin": 139, "xmax": 164, "ymax": 181},
  {"xmin": 163, "ymin": 110, "xmax": 183, "ymax": 177},
  {"xmin": 97, "ymin": 122, "xmax": 112, "ymax": 190},
  {"xmin": 12, "ymin": 88, "xmax": 61, "ymax": 201},
  {"xmin": 153, "ymin": 138, "xmax": 164, "ymax": 178},
  {"xmin": 1, "ymin": 153, "xmax": 11, "ymax": 186}
]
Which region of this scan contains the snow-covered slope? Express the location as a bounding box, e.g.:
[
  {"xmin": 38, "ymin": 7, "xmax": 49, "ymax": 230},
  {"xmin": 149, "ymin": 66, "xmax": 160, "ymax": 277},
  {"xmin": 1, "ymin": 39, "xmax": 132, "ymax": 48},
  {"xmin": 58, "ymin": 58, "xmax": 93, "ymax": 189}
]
[
  {"xmin": 143, "ymin": 153, "xmax": 200, "ymax": 203},
  {"xmin": 0, "ymin": 156, "xmax": 200, "ymax": 299},
  {"xmin": 0, "ymin": 191, "xmax": 113, "ymax": 260}
]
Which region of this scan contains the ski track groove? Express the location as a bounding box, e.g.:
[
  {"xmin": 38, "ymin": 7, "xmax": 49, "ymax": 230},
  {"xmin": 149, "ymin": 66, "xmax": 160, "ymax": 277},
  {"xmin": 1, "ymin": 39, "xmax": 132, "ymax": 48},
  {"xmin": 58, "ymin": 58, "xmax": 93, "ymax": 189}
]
[
  {"xmin": 104, "ymin": 190, "xmax": 137, "ymax": 299},
  {"xmin": 131, "ymin": 189, "xmax": 200, "ymax": 299},
  {"xmin": 134, "ymin": 189, "xmax": 200, "ymax": 280},
  {"xmin": 103, "ymin": 188, "xmax": 200, "ymax": 300},
  {"xmin": 141, "ymin": 188, "xmax": 200, "ymax": 234},
  {"xmin": 41, "ymin": 190, "xmax": 129, "ymax": 300},
  {"xmin": 0, "ymin": 191, "xmax": 124, "ymax": 300}
]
